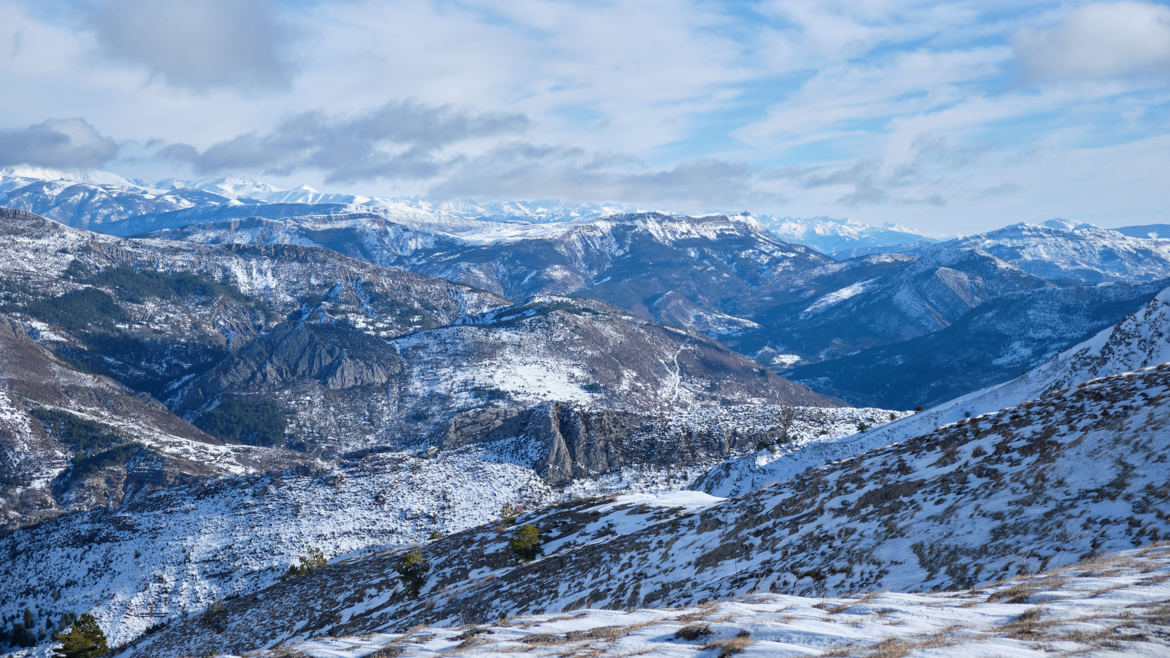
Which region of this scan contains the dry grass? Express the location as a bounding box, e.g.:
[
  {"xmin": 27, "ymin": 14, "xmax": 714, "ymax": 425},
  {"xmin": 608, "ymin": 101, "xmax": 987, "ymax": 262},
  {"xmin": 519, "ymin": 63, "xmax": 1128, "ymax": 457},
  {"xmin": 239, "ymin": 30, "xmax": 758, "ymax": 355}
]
[
  {"xmin": 999, "ymin": 607, "xmax": 1058, "ymax": 640},
  {"xmin": 829, "ymin": 591, "xmax": 884, "ymax": 614},
  {"xmin": 701, "ymin": 630, "xmax": 753, "ymax": 657},
  {"xmin": 674, "ymin": 601, "xmax": 719, "ymax": 623}
]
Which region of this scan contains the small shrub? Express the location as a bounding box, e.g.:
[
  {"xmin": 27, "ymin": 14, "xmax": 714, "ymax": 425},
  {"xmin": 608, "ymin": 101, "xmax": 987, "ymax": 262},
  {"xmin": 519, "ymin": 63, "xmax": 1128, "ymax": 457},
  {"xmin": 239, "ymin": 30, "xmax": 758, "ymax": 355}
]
[
  {"xmin": 509, "ymin": 524, "xmax": 542, "ymax": 562},
  {"xmin": 857, "ymin": 422, "xmax": 869, "ymax": 432},
  {"xmin": 287, "ymin": 547, "xmax": 327, "ymax": 577},
  {"xmin": 52, "ymin": 613, "xmax": 107, "ymax": 658},
  {"xmin": 395, "ymin": 551, "xmax": 430, "ymax": 598},
  {"xmin": 201, "ymin": 600, "xmax": 228, "ymax": 633},
  {"xmin": 673, "ymin": 623, "xmax": 712, "ymax": 641},
  {"xmin": 427, "ymin": 530, "xmax": 444, "ymax": 541},
  {"xmin": 500, "ymin": 502, "xmax": 517, "ymax": 525}
]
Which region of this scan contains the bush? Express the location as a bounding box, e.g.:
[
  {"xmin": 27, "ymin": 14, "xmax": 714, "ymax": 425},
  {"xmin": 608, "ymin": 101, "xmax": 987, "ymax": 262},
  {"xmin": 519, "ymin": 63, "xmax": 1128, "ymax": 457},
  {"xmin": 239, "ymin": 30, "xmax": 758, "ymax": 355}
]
[
  {"xmin": 500, "ymin": 502, "xmax": 517, "ymax": 525},
  {"xmin": 509, "ymin": 524, "xmax": 542, "ymax": 562},
  {"xmin": 195, "ymin": 397, "xmax": 287, "ymax": 447},
  {"xmin": 395, "ymin": 551, "xmax": 430, "ymax": 598},
  {"xmin": 286, "ymin": 547, "xmax": 327, "ymax": 577},
  {"xmin": 52, "ymin": 613, "xmax": 107, "ymax": 658}
]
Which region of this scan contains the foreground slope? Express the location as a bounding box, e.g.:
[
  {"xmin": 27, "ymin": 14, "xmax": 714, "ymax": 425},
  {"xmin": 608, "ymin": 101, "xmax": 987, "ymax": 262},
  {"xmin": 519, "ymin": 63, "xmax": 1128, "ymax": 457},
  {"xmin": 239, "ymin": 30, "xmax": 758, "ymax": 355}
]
[
  {"xmin": 273, "ymin": 543, "xmax": 1170, "ymax": 657},
  {"xmin": 700, "ymin": 284, "xmax": 1170, "ymax": 496},
  {"xmin": 127, "ymin": 364, "xmax": 1170, "ymax": 656}
]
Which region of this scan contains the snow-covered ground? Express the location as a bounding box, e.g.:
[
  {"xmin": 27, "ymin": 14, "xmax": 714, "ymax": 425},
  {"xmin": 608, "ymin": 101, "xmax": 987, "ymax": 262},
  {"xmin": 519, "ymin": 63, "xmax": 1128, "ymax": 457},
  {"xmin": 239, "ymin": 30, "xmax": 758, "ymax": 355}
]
[
  {"xmin": 0, "ymin": 404, "xmax": 892, "ymax": 651},
  {"xmin": 261, "ymin": 542, "xmax": 1170, "ymax": 657}
]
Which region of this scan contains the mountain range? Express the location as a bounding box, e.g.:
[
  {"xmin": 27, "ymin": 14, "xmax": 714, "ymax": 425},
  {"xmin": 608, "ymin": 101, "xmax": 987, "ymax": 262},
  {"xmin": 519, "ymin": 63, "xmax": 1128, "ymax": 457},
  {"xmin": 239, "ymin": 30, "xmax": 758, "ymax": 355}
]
[{"xmin": 2, "ymin": 168, "xmax": 1170, "ymax": 656}]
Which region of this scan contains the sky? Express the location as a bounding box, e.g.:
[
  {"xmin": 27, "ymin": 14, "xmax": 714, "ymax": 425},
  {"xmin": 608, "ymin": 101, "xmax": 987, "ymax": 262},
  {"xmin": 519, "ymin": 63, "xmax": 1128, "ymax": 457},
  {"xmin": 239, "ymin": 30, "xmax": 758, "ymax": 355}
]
[{"xmin": 1, "ymin": 0, "xmax": 1168, "ymax": 233}]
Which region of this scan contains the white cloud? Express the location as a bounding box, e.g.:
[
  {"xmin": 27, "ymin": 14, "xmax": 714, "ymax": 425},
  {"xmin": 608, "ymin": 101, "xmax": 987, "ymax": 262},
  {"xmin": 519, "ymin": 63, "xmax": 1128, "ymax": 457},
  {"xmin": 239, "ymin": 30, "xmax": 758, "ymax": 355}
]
[
  {"xmin": 90, "ymin": 0, "xmax": 294, "ymax": 91},
  {"xmin": 0, "ymin": 118, "xmax": 119, "ymax": 168},
  {"xmin": 1014, "ymin": 1, "xmax": 1170, "ymax": 82}
]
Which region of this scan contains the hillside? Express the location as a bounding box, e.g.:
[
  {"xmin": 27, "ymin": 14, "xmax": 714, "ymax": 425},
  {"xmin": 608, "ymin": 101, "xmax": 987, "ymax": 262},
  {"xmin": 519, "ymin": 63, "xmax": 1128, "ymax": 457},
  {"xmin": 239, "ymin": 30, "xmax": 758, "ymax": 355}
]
[
  {"xmin": 699, "ymin": 284, "xmax": 1170, "ymax": 497},
  {"xmin": 787, "ymin": 280, "xmax": 1166, "ymax": 408},
  {"xmin": 0, "ymin": 313, "xmax": 306, "ymax": 531},
  {"xmin": 172, "ymin": 295, "xmax": 841, "ymax": 458},
  {"xmin": 124, "ymin": 363, "xmax": 1170, "ymax": 656}
]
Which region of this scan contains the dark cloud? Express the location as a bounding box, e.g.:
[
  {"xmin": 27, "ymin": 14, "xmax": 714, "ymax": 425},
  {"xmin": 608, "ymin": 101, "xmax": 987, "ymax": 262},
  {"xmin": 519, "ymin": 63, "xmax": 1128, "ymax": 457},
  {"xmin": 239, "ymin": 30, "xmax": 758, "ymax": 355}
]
[
  {"xmin": 160, "ymin": 100, "xmax": 529, "ymax": 183},
  {"xmin": 430, "ymin": 144, "xmax": 773, "ymax": 211},
  {"xmin": 91, "ymin": 0, "xmax": 294, "ymax": 91},
  {"xmin": 0, "ymin": 118, "xmax": 119, "ymax": 168}
]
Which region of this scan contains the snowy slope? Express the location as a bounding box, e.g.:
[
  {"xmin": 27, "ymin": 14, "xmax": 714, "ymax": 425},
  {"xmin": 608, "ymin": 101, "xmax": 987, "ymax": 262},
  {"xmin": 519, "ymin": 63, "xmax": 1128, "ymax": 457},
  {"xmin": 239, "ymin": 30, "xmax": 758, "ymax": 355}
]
[
  {"xmin": 273, "ymin": 543, "xmax": 1170, "ymax": 657},
  {"xmin": 124, "ymin": 364, "xmax": 1170, "ymax": 656},
  {"xmin": 699, "ymin": 285, "xmax": 1170, "ymax": 497}
]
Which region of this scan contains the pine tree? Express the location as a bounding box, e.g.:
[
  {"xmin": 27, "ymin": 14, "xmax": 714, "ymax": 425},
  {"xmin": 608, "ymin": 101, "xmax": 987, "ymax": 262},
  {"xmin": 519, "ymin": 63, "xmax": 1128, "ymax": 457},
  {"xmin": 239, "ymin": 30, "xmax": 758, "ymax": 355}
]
[
  {"xmin": 395, "ymin": 551, "xmax": 430, "ymax": 598},
  {"xmin": 508, "ymin": 524, "xmax": 542, "ymax": 561},
  {"xmin": 52, "ymin": 613, "xmax": 107, "ymax": 658}
]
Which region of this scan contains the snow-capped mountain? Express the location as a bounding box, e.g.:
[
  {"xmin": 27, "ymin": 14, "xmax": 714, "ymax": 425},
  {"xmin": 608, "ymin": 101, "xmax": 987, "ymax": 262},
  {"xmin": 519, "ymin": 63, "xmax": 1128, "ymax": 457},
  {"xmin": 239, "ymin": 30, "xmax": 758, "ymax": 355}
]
[
  {"xmin": 698, "ymin": 284, "xmax": 1170, "ymax": 497},
  {"xmin": 757, "ymin": 214, "xmax": 938, "ymax": 257},
  {"xmin": 152, "ymin": 211, "xmax": 835, "ymax": 337},
  {"xmin": 927, "ymin": 220, "xmax": 1170, "ymax": 283},
  {"xmin": 123, "ymin": 362, "xmax": 1170, "ymax": 656},
  {"xmin": 0, "ymin": 208, "xmax": 840, "ymax": 522}
]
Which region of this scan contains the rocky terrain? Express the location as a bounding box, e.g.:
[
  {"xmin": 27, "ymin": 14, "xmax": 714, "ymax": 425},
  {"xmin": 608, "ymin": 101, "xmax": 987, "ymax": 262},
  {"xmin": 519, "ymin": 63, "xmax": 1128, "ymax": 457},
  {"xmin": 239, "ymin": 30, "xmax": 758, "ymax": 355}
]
[
  {"xmin": 265, "ymin": 542, "xmax": 1170, "ymax": 657},
  {"xmin": 3, "ymin": 175, "xmax": 1170, "ymax": 657},
  {"xmin": 123, "ymin": 362, "xmax": 1170, "ymax": 656},
  {"xmin": 172, "ymin": 294, "xmax": 839, "ymax": 459},
  {"xmin": 0, "ymin": 313, "xmax": 307, "ymax": 531}
]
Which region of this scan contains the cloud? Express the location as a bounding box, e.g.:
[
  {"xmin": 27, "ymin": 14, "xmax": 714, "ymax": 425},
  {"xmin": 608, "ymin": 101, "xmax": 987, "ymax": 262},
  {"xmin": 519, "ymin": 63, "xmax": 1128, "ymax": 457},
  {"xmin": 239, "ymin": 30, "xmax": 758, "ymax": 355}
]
[
  {"xmin": 160, "ymin": 100, "xmax": 529, "ymax": 183},
  {"xmin": 0, "ymin": 118, "xmax": 119, "ymax": 168},
  {"xmin": 1014, "ymin": 2, "xmax": 1170, "ymax": 82},
  {"xmin": 430, "ymin": 144, "xmax": 771, "ymax": 211},
  {"xmin": 90, "ymin": 0, "xmax": 294, "ymax": 91}
]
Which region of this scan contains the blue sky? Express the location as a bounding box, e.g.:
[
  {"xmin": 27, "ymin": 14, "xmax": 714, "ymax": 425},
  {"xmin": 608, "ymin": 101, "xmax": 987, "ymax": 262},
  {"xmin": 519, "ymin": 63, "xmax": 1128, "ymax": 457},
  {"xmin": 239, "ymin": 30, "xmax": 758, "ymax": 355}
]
[{"xmin": 1, "ymin": 0, "xmax": 1168, "ymax": 232}]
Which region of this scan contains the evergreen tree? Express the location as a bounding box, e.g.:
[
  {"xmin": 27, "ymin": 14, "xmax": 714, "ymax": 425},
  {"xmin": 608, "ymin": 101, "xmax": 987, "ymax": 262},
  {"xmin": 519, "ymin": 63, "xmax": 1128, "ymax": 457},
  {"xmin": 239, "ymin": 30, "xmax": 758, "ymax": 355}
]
[
  {"xmin": 395, "ymin": 551, "xmax": 430, "ymax": 598},
  {"xmin": 52, "ymin": 613, "xmax": 107, "ymax": 658},
  {"xmin": 509, "ymin": 524, "xmax": 542, "ymax": 562}
]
